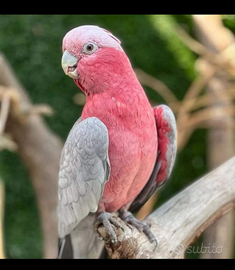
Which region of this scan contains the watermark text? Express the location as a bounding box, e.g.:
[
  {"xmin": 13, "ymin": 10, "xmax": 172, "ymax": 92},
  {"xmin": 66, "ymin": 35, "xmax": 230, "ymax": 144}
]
[{"xmin": 173, "ymin": 243, "xmax": 223, "ymax": 255}]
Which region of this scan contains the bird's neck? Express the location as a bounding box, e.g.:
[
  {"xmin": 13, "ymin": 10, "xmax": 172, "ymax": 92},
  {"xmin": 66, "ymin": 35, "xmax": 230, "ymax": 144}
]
[
  {"xmin": 75, "ymin": 49, "xmax": 141, "ymax": 97},
  {"xmin": 81, "ymin": 70, "xmax": 152, "ymax": 122},
  {"xmin": 75, "ymin": 48, "xmax": 152, "ymax": 121}
]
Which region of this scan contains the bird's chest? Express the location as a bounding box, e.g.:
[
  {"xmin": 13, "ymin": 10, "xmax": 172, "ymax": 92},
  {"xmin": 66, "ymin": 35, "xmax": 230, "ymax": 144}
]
[{"xmin": 82, "ymin": 94, "xmax": 157, "ymax": 158}]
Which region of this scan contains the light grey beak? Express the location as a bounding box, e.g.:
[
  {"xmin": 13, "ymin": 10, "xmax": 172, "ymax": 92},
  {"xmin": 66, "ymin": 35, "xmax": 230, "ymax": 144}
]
[{"xmin": 61, "ymin": 50, "xmax": 79, "ymax": 79}]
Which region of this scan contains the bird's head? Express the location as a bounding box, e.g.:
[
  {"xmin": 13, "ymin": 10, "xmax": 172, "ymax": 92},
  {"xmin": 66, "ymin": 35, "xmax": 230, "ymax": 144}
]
[{"xmin": 61, "ymin": 25, "xmax": 131, "ymax": 95}]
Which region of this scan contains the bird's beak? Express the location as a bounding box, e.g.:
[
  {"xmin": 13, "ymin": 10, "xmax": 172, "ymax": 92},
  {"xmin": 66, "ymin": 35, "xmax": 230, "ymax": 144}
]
[{"xmin": 61, "ymin": 50, "xmax": 79, "ymax": 79}]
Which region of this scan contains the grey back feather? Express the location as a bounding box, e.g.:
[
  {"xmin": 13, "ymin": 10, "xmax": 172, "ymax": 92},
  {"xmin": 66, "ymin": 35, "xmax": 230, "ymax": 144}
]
[{"xmin": 58, "ymin": 117, "xmax": 110, "ymax": 238}]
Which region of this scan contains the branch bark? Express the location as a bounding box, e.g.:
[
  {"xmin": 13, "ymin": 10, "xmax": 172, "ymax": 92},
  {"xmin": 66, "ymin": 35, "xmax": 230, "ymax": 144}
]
[
  {"xmin": 0, "ymin": 53, "xmax": 63, "ymax": 258},
  {"xmin": 98, "ymin": 157, "xmax": 235, "ymax": 259}
]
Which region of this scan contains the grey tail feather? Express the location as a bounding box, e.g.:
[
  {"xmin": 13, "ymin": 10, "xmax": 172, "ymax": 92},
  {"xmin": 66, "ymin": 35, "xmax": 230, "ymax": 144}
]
[
  {"xmin": 58, "ymin": 235, "xmax": 73, "ymax": 259},
  {"xmin": 58, "ymin": 214, "xmax": 104, "ymax": 258}
]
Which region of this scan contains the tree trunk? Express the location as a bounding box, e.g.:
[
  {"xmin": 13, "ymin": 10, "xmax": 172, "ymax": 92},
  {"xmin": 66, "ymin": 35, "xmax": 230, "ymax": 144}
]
[{"xmin": 0, "ymin": 53, "xmax": 63, "ymax": 258}]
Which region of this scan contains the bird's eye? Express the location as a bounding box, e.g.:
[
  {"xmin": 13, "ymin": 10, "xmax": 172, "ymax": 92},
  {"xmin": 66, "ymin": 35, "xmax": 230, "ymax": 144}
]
[
  {"xmin": 82, "ymin": 42, "xmax": 98, "ymax": 55},
  {"xmin": 86, "ymin": 44, "xmax": 94, "ymax": 51}
]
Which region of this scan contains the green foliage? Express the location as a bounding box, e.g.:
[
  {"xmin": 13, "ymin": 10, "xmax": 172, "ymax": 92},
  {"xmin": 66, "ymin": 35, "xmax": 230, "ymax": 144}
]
[
  {"xmin": 0, "ymin": 15, "xmax": 234, "ymax": 258},
  {"xmin": 222, "ymin": 15, "xmax": 235, "ymax": 33}
]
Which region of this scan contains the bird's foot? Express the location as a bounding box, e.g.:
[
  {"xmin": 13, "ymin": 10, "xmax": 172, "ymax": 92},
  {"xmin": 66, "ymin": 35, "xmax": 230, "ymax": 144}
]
[
  {"xmin": 119, "ymin": 208, "xmax": 158, "ymax": 248},
  {"xmin": 94, "ymin": 212, "xmax": 123, "ymax": 244}
]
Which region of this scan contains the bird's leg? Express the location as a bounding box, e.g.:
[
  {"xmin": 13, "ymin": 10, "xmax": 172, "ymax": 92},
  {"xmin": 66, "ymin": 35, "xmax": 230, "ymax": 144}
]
[
  {"xmin": 118, "ymin": 207, "xmax": 158, "ymax": 247},
  {"xmin": 94, "ymin": 211, "xmax": 123, "ymax": 244}
]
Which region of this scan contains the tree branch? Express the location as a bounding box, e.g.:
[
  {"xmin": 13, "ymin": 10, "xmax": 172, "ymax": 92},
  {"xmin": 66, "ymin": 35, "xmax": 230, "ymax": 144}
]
[
  {"xmin": 0, "ymin": 53, "xmax": 63, "ymax": 258},
  {"xmin": 98, "ymin": 157, "xmax": 235, "ymax": 258},
  {"xmin": 193, "ymin": 14, "xmax": 235, "ymax": 259},
  {"xmin": 0, "ymin": 91, "xmax": 10, "ymax": 135},
  {"xmin": 134, "ymin": 68, "xmax": 179, "ymax": 109}
]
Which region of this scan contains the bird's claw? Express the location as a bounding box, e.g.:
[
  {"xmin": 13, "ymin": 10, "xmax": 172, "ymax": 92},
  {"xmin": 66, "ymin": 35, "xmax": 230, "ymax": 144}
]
[
  {"xmin": 119, "ymin": 209, "xmax": 158, "ymax": 248},
  {"xmin": 94, "ymin": 212, "xmax": 123, "ymax": 244}
]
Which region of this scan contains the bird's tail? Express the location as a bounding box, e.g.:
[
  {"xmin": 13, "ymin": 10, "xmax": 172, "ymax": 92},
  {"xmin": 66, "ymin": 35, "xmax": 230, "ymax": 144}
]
[{"xmin": 58, "ymin": 214, "xmax": 104, "ymax": 258}]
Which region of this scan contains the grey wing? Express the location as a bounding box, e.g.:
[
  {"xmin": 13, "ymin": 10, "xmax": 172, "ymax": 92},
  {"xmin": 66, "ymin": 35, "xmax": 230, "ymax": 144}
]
[
  {"xmin": 129, "ymin": 105, "xmax": 177, "ymax": 213},
  {"xmin": 58, "ymin": 117, "xmax": 110, "ymax": 238}
]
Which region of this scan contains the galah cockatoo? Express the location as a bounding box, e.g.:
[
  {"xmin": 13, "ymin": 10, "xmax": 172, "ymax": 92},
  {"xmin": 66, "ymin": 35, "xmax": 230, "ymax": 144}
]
[{"xmin": 58, "ymin": 25, "xmax": 177, "ymax": 258}]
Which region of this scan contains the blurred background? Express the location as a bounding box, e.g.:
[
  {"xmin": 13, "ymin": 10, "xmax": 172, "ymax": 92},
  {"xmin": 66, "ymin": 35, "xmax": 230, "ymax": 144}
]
[{"xmin": 0, "ymin": 14, "xmax": 234, "ymax": 258}]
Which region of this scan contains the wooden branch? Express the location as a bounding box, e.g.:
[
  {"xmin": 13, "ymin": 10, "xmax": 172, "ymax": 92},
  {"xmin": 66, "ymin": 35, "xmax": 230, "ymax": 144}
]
[
  {"xmin": 183, "ymin": 87, "xmax": 235, "ymax": 113},
  {"xmin": 178, "ymin": 104, "xmax": 235, "ymax": 132},
  {"xmin": 175, "ymin": 22, "xmax": 235, "ymax": 73},
  {"xmin": 176, "ymin": 70, "xmax": 215, "ymax": 151},
  {"xmin": 134, "ymin": 68, "xmax": 179, "ymax": 109},
  {"xmin": 0, "ymin": 91, "xmax": 10, "ymax": 135},
  {"xmin": 98, "ymin": 157, "xmax": 235, "ymax": 259},
  {"xmin": 0, "ymin": 53, "xmax": 63, "ymax": 258}
]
